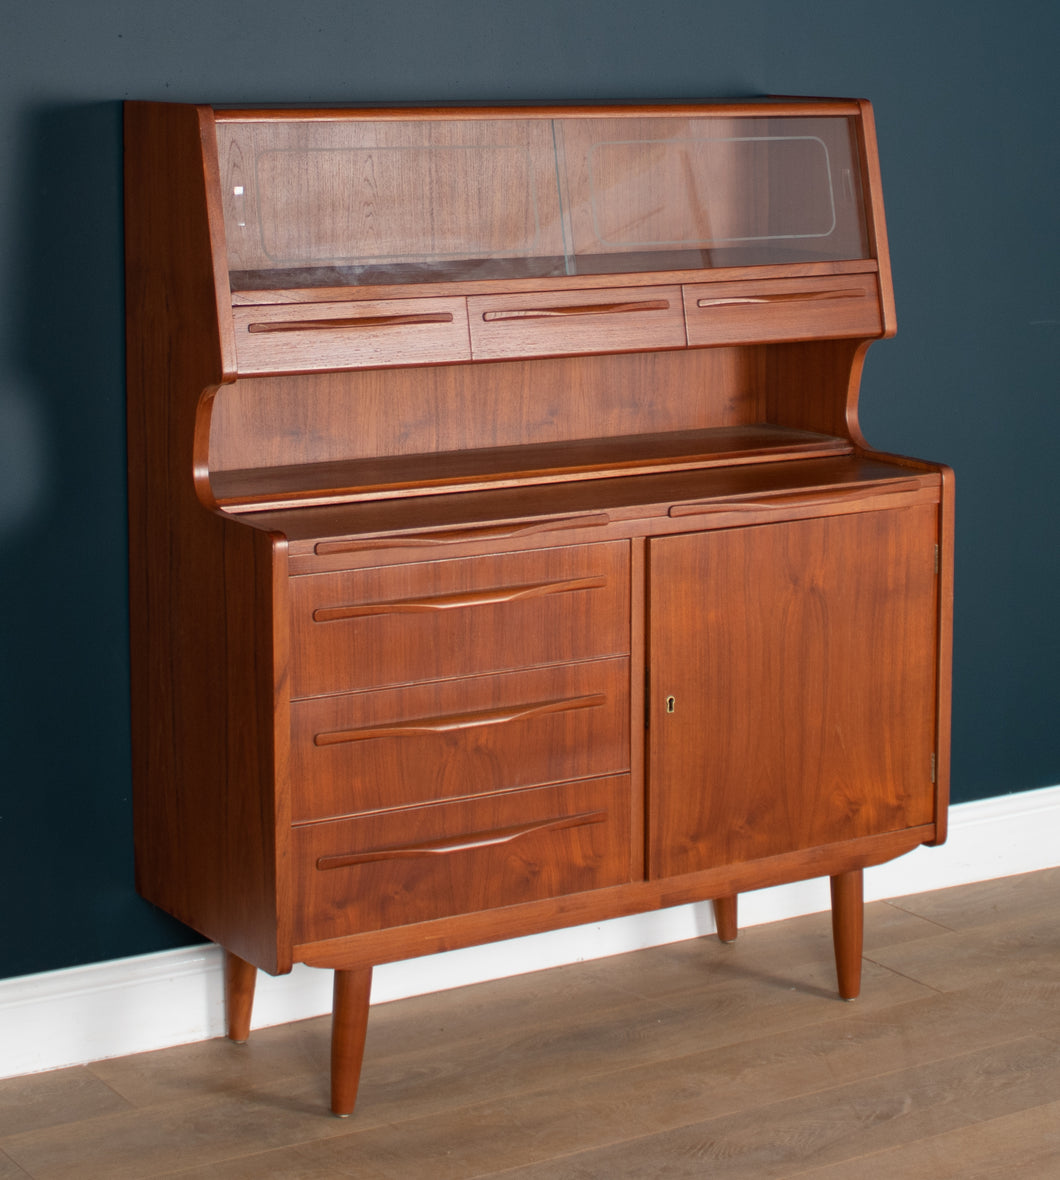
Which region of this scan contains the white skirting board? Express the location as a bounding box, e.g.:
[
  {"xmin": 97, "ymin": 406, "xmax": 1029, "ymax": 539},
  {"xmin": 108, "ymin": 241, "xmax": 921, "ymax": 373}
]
[{"xmin": 2, "ymin": 784, "xmax": 1058, "ymax": 1081}]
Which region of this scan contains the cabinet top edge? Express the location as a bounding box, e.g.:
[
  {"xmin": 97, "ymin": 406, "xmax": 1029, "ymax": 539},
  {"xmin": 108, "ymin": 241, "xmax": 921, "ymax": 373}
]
[{"xmin": 124, "ymin": 98, "xmax": 869, "ymax": 123}]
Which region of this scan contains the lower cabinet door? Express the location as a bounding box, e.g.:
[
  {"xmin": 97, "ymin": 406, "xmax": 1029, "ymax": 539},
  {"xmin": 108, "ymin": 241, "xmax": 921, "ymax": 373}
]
[
  {"xmin": 647, "ymin": 504, "xmax": 940, "ymax": 878},
  {"xmin": 292, "ymin": 775, "xmax": 632, "ymax": 940}
]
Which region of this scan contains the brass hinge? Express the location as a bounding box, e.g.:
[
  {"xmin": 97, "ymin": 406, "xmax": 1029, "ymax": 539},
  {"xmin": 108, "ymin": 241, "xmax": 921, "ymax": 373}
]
[
  {"xmin": 935, "ymin": 543, "xmax": 940, "ymax": 574},
  {"xmin": 930, "ymin": 752, "xmax": 937, "ymax": 783}
]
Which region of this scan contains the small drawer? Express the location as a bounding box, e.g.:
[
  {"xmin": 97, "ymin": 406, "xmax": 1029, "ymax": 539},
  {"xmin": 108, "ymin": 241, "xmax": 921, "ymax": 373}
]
[
  {"xmin": 683, "ymin": 274, "xmax": 882, "ymax": 347},
  {"xmin": 290, "ymin": 657, "xmax": 629, "ymax": 820},
  {"xmin": 232, "ymin": 296, "xmax": 470, "ymax": 374},
  {"xmin": 467, "ymin": 286, "xmax": 685, "ymax": 360},
  {"xmin": 289, "ymin": 541, "xmax": 629, "ymax": 698},
  {"xmin": 292, "ymin": 774, "xmax": 632, "ymax": 940}
]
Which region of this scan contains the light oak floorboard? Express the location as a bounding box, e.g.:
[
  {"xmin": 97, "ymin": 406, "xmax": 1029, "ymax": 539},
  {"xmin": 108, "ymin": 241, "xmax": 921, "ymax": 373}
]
[
  {"xmin": 0, "ymin": 1150, "xmax": 32, "ymax": 1180},
  {"xmin": 789, "ymin": 1098, "xmax": 1060, "ymax": 1179},
  {"xmin": 0, "ymin": 1069, "xmax": 134, "ymax": 1139},
  {"xmin": 0, "ymin": 869, "xmax": 1056, "ymax": 1179}
]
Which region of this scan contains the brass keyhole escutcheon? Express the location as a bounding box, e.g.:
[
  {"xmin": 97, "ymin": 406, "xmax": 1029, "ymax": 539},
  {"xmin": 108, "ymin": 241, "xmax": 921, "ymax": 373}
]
[{"xmin": 665, "ymin": 695, "xmax": 676, "ymax": 714}]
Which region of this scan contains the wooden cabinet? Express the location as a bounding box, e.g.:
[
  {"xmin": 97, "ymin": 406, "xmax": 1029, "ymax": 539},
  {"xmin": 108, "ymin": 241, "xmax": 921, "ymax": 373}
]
[{"xmin": 124, "ymin": 98, "xmax": 953, "ymax": 1115}]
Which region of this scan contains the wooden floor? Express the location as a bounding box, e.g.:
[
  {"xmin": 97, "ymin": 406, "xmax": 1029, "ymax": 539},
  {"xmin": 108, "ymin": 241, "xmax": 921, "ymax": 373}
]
[{"xmin": 1, "ymin": 868, "xmax": 1058, "ymax": 1179}]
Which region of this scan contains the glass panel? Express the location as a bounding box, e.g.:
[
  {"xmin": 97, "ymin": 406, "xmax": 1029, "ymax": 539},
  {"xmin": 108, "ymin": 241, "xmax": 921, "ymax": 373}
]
[
  {"xmin": 217, "ymin": 118, "xmax": 567, "ymax": 290},
  {"xmin": 556, "ymin": 115, "xmax": 869, "ymax": 272},
  {"xmin": 253, "ymin": 145, "xmax": 542, "ymax": 263},
  {"xmin": 217, "ymin": 113, "xmax": 868, "ymax": 292}
]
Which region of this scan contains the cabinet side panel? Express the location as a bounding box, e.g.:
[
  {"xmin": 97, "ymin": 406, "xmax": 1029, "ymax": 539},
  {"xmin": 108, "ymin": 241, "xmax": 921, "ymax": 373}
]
[
  {"xmin": 130, "ymin": 519, "xmax": 289, "ymax": 973},
  {"xmin": 125, "ymin": 103, "xmax": 286, "ymax": 972},
  {"xmin": 930, "ymin": 465, "xmax": 955, "ymax": 844},
  {"xmin": 854, "ymin": 100, "xmax": 896, "ymax": 337},
  {"xmin": 761, "ymin": 337, "xmax": 873, "ymax": 443}
]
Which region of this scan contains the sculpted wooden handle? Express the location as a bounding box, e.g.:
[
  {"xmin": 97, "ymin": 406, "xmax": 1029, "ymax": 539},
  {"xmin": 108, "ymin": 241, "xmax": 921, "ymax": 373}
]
[
  {"xmin": 314, "ymin": 692, "xmax": 607, "ymax": 747},
  {"xmin": 248, "ymin": 311, "xmax": 454, "ymax": 332},
  {"xmin": 696, "ymin": 289, "xmax": 866, "ymax": 308},
  {"xmin": 315, "ymin": 810, "xmax": 608, "ymax": 870},
  {"xmin": 313, "ymin": 514, "xmax": 611, "ymax": 555},
  {"xmin": 312, "ymin": 575, "xmax": 608, "ymax": 622},
  {"xmin": 669, "ymin": 480, "xmax": 924, "ymax": 517},
  {"xmin": 482, "ymin": 299, "xmax": 670, "ymax": 321}
]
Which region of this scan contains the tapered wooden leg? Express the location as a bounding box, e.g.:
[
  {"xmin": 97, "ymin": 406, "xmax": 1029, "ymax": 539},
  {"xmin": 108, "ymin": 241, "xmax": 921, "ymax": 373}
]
[
  {"xmin": 713, "ymin": 895, "xmax": 738, "ymax": 943},
  {"xmin": 225, "ymin": 951, "xmax": 257, "ymax": 1044},
  {"xmin": 331, "ymin": 967, "xmax": 373, "ymax": 1118},
  {"xmin": 830, "ymin": 868, "xmax": 864, "ymax": 1001}
]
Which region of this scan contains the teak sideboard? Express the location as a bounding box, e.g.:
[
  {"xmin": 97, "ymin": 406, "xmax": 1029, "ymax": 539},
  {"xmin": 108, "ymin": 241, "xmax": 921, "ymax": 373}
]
[{"xmin": 124, "ymin": 98, "xmax": 954, "ymax": 1116}]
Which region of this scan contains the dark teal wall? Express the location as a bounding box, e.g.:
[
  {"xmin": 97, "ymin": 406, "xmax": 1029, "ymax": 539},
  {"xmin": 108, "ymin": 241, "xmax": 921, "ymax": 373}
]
[{"xmin": 1, "ymin": 1, "xmax": 1057, "ymax": 979}]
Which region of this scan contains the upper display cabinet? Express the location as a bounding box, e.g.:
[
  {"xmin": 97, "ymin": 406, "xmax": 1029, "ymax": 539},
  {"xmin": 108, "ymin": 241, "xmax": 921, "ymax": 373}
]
[
  {"xmin": 213, "ymin": 104, "xmax": 877, "ymax": 298},
  {"xmin": 125, "ymin": 98, "xmax": 896, "ymax": 505}
]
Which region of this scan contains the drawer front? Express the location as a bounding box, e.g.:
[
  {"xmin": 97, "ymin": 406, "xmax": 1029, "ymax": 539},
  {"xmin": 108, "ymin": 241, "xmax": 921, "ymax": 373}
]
[
  {"xmin": 467, "ymin": 286, "xmax": 685, "ymax": 360},
  {"xmin": 292, "ymin": 774, "xmax": 632, "ymax": 940},
  {"xmin": 683, "ymin": 274, "xmax": 882, "ymax": 347},
  {"xmin": 290, "ymin": 541, "xmax": 629, "ymax": 698},
  {"xmin": 291, "ymin": 657, "xmax": 629, "ymax": 820},
  {"xmin": 232, "ymin": 296, "xmax": 471, "ymax": 374}
]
